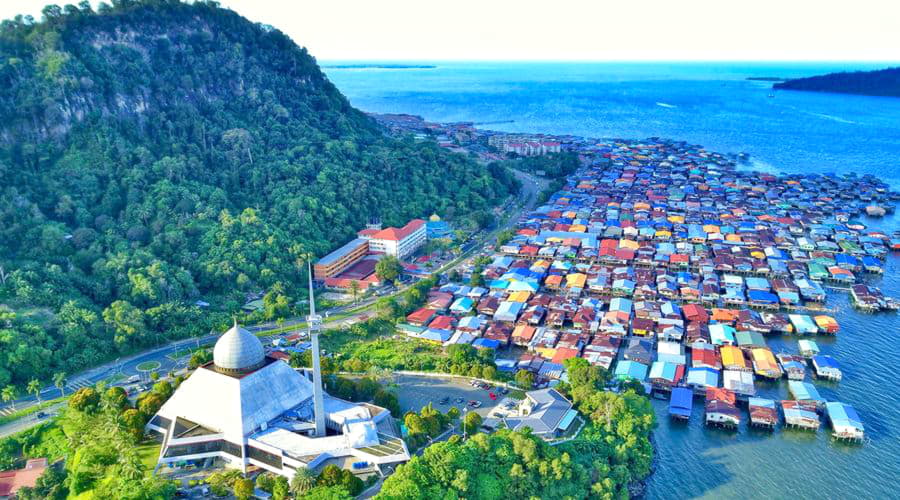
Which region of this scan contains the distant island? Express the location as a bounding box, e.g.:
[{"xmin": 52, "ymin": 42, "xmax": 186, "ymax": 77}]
[
  {"xmin": 773, "ymin": 67, "xmax": 900, "ymax": 98},
  {"xmin": 323, "ymin": 63, "xmax": 437, "ymax": 69},
  {"xmin": 746, "ymin": 76, "xmax": 785, "ymax": 82}
]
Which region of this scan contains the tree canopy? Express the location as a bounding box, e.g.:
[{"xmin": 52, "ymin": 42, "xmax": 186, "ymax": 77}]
[{"xmin": 0, "ymin": 0, "xmax": 516, "ymax": 389}]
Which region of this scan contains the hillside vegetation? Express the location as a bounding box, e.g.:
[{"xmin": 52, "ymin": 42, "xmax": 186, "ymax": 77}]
[
  {"xmin": 0, "ymin": 0, "xmax": 518, "ymax": 388},
  {"xmin": 774, "ymin": 67, "xmax": 900, "ymax": 97}
]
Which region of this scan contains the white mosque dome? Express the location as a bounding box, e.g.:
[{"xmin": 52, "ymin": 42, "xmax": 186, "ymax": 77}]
[{"xmin": 213, "ymin": 320, "xmax": 266, "ymax": 373}]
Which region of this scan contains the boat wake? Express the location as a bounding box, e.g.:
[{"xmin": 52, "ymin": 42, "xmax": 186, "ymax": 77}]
[
  {"xmin": 655, "ymin": 102, "xmax": 677, "ymax": 109},
  {"xmin": 807, "ymin": 112, "xmax": 856, "ymax": 125},
  {"xmin": 784, "ymin": 105, "xmax": 857, "ymax": 125}
]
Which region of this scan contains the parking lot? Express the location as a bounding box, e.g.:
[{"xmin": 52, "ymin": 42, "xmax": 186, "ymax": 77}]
[{"xmin": 393, "ymin": 374, "xmax": 505, "ymax": 417}]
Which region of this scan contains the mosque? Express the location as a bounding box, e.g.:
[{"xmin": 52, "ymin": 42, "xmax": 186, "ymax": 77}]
[{"xmin": 145, "ymin": 270, "xmax": 409, "ymax": 478}]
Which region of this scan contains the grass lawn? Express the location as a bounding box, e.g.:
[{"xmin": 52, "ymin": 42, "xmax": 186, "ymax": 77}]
[
  {"xmin": 167, "ymin": 348, "xmax": 195, "ymax": 360},
  {"xmin": 136, "ymin": 361, "xmax": 161, "ymax": 372},
  {"xmin": 136, "ymin": 440, "xmax": 162, "ymax": 472}
]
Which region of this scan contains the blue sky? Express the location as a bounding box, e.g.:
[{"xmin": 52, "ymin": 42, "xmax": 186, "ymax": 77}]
[{"xmin": 3, "ymin": 0, "xmax": 898, "ymax": 61}]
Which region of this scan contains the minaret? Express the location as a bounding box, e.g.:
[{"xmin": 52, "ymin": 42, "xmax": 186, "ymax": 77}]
[{"xmin": 307, "ymin": 262, "xmax": 326, "ymax": 437}]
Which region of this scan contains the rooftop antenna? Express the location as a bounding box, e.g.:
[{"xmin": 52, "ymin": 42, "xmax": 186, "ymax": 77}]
[{"xmin": 307, "ymin": 261, "xmax": 326, "ymax": 437}]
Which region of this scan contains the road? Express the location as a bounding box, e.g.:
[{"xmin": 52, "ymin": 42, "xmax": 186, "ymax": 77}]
[{"xmin": 0, "ymin": 170, "xmax": 548, "ymax": 427}]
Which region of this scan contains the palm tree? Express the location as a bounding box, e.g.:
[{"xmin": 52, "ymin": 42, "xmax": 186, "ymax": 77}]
[
  {"xmin": 27, "ymin": 379, "xmax": 41, "ymax": 403},
  {"xmin": 2, "ymin": 386, "xmax": 17, "ymax": 411},
  {"xmin": 290, "ymin": 467, "xmax": 315, "ymax": 497},
  {"xmin": 349, "ymin": 280, "xmax": 360, "ymax": 303},
  {"xmin": 53, "ymin": 372, "xmax": 67, "ymax": 398}
]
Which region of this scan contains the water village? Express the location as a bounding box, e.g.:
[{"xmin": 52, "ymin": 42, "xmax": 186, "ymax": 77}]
[{"xmin": 376, "ymin": 115, "xmax": 893, "ymax": 443}]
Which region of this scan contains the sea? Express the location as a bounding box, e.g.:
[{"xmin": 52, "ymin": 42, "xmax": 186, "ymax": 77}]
[{"xmin": 322, "ymin": 62, "xmax": 900, "ymax": 499}]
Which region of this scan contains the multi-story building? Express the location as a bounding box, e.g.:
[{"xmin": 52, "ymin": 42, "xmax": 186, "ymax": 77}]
[
  {"xmin": 313, "ymin": 238, "xmax": 369, "ymax": 280},
  {"xmin": 488, "ymin": 134, "xmax": 562, "ymax": 156},
  {"xmin": 358, "ymin": 219, "xmax": 427, "ymax": 260}
]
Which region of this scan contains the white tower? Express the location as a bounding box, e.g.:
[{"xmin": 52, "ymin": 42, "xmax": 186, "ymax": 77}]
[{"xmin": 307, "ymin": 262, "xmax": 327, "ymax": 437}]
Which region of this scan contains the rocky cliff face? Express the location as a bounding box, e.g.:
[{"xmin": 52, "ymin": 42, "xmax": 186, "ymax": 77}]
[{"xmin": 0, "ymin": 1, "xmax": 352, "ymax": 149}]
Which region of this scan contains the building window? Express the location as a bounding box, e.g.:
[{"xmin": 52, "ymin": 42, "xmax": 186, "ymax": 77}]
[
  {"xmin": 149, "ymin": 415, "xmax": 172, "ymax": 430},
  {"xmin": 222, "ymin": 441, "xmax": 243, "ymax": 458},
  {"xmin": 247, "ymin": 446, "xmax": 283, "ymax": 469},
  {"xmin": 164, "ymin": 440, "xmax": 222, "ymax": 458}
]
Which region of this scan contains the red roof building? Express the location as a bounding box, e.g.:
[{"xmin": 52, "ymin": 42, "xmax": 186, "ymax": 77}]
[
  {"xmin": 358, "ymin": 219, "xmax": 427, "ymax": 259},
  {"xmin": 428, "ymin": 315, "xmax": 455, "ymax": 331},
  {"xmin": 406, "ymin": 307, "xmax": 437, "ymax": 326},
  {"xmin": 0, "ymin": 458, "xmax": 47, "ymax": 498}
]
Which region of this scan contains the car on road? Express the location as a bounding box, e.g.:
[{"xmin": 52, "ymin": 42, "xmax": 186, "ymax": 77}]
[
  {"xmin": 468, "ymin": 400, "xmax": 482, "ymax": 408},
  {"xmin": 488, "ymin": 392, "xmax": 497, "ymax": 400},
  {"xmin": 455, "ymin": 397, "xmax": 465, "ymax": 404},
  {"xmin": 35, "ymin": 411, "xmax": 48, "ymax": 419},
  {"xmin": 438, "ymin": 397, "xmax": 449, "ymax": 405},
  {"xmin": 498, "ymin": 387, "xmax": 509, "ymax": 395}
]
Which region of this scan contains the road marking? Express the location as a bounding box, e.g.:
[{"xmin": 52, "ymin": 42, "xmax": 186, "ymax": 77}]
[{"xmin": 66, "ymin": 379, "xmax": 92, "ymax": 391}]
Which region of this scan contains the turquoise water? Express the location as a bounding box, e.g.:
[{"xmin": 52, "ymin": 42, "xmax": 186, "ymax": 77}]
[{"xmin": 323, "ymin": 62, "xmax": 900, "ymax": 499}]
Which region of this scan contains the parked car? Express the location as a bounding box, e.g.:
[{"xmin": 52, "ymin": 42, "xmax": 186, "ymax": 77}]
[
  {"xmin": 468, "ymin": 400, "xmax": 482, "ymax": 408},
  {"xmin": 455, "ymin": 397, "xmax": 465, "ymax": 404},
  {"xmin": 35, "ymin": 412, "xmax": 48, "ymax": 419},
  {"xmin": 498, "ymin": 387, "xmax": 509, "ymax": 395},
  {"xmin": 488, "ymin": 392, "xmax": 497, "ymax": 400}
]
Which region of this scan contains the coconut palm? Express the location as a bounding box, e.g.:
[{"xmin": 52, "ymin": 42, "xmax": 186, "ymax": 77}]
[
  {"xmin": 2, "ymin": 386, "xmax": 18, "ymax": 411},
  {"xmin": 53, "ymin": 372, "xmax": 67, "ymax": 398},
  {"xmin": 27, "ymin": 379, "xmax": 42, "ymax": 403},
  {"xmin": 290, "ymin": 467, "xmax": 316, "ymax": 496}
]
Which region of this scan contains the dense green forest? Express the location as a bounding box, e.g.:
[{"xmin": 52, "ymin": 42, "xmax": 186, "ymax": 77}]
[
  {"xmin": 773, "ymin": 67, "xmax": 900, "ymax": 97},
  {"xmin": 0, "ymin": 0, "xmax": 518, "ymax": 389},
  {"xmin": 377, "ymin": 358, "xmax": 655, "ymax": 499}
]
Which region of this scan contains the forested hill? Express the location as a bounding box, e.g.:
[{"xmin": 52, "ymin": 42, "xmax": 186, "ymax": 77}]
[
  {"xmin": 773, "ymin": 67, "xmax": 900, "ymax": 98},
  {"xmin": 0, "ymin": 0, "xmax": 518, "ymax": 388}
]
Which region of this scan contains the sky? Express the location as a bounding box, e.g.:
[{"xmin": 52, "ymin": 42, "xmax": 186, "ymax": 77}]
[{"xmin": 2, "ymin": 0, "xmax": 899, "ymax": 61}]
